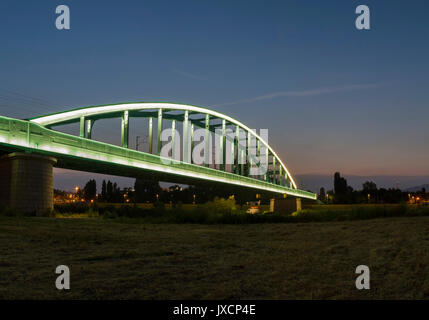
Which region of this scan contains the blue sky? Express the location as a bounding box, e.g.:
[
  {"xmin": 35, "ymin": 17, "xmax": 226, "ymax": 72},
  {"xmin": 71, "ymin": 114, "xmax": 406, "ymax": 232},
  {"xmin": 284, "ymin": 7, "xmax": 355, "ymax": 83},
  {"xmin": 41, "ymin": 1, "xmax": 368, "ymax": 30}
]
[{"xmin": 0, "ymin": 0, "xmax": 428, "ymax": 189}]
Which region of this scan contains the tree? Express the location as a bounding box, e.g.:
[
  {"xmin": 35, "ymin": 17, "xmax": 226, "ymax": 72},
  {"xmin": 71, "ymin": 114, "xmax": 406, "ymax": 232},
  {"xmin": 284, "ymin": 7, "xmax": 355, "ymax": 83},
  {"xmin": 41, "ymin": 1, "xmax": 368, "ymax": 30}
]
[
  {"xmin": 334, "ymin": 172, "xmax": 348, "ymax": 195},
  {"xmin": 326, "ymin": 190, "xmax": 334, "ymax": 203},
  {"xmin": 362, "ymin": 181, "xmax": 377, "ymax": 193},
  {"xmin": 83, "ymin": 179, "xmax": 97, "ymax": 201},
  {"xmin": 134, "ymin": 178, "xmax": 161, "ymax": 203},
  {"xmin": 101, "ymin": 180, "xmax": 107, "ymax": 201},
  {"xmin": 112, "ymin": 182, "xmax": 122, "ymax": 202},
  {"xmin": 333, "ymin": 172, "xmax": 355, "ymax": 203},
  {"xmin": 362, "ymin": 181, "xmax": 377, "ymax": 203},
  {"xmin": 107, "ymin": 181, "xmax": 113, "ymax": 202},
  {"xmin": 318, "ymin": 187, "xmax": 326, "ymax": 202}
]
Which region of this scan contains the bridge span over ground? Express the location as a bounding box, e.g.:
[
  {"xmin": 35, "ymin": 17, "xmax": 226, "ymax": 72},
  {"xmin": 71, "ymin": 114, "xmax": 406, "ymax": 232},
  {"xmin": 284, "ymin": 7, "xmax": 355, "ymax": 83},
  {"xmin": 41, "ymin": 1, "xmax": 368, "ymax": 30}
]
[{"xmin": 0, "ymin": 102, "xmax": 316, "ymax": 213}]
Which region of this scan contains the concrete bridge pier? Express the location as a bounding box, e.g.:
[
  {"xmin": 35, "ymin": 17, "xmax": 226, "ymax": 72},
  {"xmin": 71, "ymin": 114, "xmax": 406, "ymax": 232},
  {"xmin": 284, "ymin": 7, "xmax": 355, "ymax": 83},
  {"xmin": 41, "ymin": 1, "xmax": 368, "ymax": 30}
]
[
  {"xmin": 270, "ymin": 197, "xmax": 303, "ymax": 214},
  {"xmin": 0, "ymin": 153, "xmax": 57, "ymax": 215},
  {"xmin": 296, "ymin": 198, "xmax": 302, "ymax": 211}
]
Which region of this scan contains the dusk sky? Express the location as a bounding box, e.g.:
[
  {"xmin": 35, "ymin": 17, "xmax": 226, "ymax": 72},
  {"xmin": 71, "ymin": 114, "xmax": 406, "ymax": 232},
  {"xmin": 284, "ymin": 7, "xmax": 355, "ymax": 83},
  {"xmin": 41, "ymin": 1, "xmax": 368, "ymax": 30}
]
[{"xmin": 0, "ymin": 0, "xmax": 428, "ymax": 190}]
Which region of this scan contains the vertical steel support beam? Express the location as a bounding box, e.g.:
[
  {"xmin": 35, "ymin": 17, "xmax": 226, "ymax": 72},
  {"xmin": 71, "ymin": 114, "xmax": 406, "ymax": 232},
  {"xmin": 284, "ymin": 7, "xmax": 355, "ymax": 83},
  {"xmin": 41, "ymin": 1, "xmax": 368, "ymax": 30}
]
[
  {"xmin": 204, "ymin": 114, "xmax": 210, "ymax": 167},
  {"xmin": 264, "ymin": 151, "xmax": 269, "ymax": 182},
  {"xmin": 183, "ymin": 111, "xmax": 189, "ymax": 163},
  {"xmin": 157, "ymin": 109, "xmax": 163, "ymax": 155},
  {"xmin": 190, "ymin": 123, "xmax": 194, "ymax": 164},
  {"xmin": 257, "ymin": 140, "xmax": 261, "ymax": 180},
  {"xmin": 247, "ymin": 131, "xmax": 252, "ymax": 177},
  {"xmin": 86, "ymin": 119, "xmax": 93, "ymax": 139},
  {"xmin": 235, "ymin": 125, "xmax": 240, "ymax": 174},
  {"xmin": 279, "ymin": 166, "xmax": 283, "ymax": 186},
  {"xmin": 148, "ymin": 117, "xmax": 153, "ymax": 154},
  {"xmin": 121, "ymin": 111, "xmax": 129, "ymax": 148},
  {"xmin": 240, "ymin": 149, "xmax": 245, "ymax": 176},
  {"xmin": 221, "ymin": 119, "xmax": 226, "ymax": 171},
  {"xmin": 171, "ymin": 120, "xmax": 176, "ymax": 159},
  {"xmin": 272, "ymin": 157, "xmax": 276, "ymax": 184},
  {"xmin": 230, "ymin": 128, "xmax": 235, "ymax": 173},
  {"xmin": 79, "ymin": 116, "xmax": 85, "ymax": 138}
]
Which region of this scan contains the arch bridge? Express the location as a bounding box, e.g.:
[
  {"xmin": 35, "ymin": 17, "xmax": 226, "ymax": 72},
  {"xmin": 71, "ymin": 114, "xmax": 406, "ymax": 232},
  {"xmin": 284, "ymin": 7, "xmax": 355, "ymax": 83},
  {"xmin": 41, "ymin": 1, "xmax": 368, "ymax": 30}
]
[{"xmin": 0, "ymin": 102, "xmax": 316, "ymax": 213}]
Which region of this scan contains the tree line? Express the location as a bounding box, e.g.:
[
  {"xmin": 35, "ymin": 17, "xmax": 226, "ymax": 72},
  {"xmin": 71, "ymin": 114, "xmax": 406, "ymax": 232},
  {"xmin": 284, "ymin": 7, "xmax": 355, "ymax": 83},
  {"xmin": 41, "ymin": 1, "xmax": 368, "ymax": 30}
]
[
  {"xmin": 78, "ymin": 178, "xmax": 259, "ymax": 205},
  {"xmin": 73, "ymin": 172, "xmax": 426, "ymax": 205},
  {"xmin": 318, "ymin": 172, "xmax": 424, "ymax": 204}
]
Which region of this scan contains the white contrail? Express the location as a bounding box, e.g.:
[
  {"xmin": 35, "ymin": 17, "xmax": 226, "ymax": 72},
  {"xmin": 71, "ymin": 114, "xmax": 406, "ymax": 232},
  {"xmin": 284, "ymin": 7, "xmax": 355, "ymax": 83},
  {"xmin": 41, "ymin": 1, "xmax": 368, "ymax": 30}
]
[{"xmin": 216, "ymin": 83, "xmax": 383, "ymax": 106}]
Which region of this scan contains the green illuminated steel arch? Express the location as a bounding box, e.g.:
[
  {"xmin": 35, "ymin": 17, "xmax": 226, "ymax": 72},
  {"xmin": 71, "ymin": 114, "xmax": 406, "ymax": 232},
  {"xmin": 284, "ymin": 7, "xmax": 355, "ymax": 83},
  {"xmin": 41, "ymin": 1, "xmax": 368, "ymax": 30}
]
[{"xmin": 30, "ymin": 102, "xmax": 298, "ymax": 189}]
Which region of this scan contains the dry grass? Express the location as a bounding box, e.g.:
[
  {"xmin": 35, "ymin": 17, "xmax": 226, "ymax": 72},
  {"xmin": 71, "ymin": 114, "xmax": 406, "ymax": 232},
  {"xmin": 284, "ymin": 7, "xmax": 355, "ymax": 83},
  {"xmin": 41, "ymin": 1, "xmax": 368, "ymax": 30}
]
[{"xmin": 1, "ymin": 216, "xmax": 429, "ymax": 299}]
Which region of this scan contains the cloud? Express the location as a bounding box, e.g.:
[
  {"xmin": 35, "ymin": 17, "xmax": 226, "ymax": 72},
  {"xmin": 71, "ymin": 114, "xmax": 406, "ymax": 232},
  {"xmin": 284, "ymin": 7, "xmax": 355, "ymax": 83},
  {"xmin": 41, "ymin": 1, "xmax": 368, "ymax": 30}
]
[
  {"xmin": 171, "ymin": 68, "xmax": 205, "ymax": 80},
  {"xmin": 216, "ymin": 83, "xmax": 383, "ymax": 106}
]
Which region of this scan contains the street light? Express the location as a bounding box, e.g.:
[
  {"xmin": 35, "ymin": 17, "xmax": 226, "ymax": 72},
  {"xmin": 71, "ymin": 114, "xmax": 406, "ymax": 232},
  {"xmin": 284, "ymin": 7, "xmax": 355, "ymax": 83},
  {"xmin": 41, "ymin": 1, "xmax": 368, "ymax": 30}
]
[{"xmin": 75, "ymin": 186, "xmax": 80, "ymax": 200}]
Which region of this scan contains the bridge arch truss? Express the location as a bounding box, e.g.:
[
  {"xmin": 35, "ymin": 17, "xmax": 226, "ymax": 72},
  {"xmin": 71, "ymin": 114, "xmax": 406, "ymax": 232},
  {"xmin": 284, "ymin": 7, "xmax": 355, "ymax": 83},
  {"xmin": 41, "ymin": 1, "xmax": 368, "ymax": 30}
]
[{"xmin": 0, "ymin": 102, "xmax": 317, "ymax": 200}]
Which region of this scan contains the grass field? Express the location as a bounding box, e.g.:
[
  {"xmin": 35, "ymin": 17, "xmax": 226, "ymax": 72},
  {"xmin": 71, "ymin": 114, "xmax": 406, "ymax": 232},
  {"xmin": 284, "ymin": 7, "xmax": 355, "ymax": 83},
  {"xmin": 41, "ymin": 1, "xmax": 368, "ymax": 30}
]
[{"xmin": 1, "ymin": 215, "xmax": 429, "ymax": 299}]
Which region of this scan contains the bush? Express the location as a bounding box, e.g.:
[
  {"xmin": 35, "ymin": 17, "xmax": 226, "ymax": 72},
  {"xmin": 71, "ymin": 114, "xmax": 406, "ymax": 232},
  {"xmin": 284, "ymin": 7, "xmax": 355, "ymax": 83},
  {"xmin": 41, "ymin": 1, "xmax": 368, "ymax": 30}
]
[
  {"xmin": 87, "ymin": 208, "xmax": 99, "ymax": 218},
  {"xmin": 54, "ymin": 202, "xmax": 92, "ymax": 214},
  {"xmin": 200, "ymin": 197, "xmax": 236, "ymax": 214},
  {"xmin": 102, "ymin": 211, "xmax": 118, "ymax": 219},
  {"xmin": 48, "ymin": 210, "xmax": 59, "ymax": 218},
  {"xmin": 291, "ymin": 203, "xmax": 429, "ymax": 222}
]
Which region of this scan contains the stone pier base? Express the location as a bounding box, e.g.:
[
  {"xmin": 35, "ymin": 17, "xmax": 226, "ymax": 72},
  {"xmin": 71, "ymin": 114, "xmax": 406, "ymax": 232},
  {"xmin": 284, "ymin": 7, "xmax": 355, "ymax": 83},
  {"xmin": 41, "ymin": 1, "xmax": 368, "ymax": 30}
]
[
  {"xmin": 271, "ymin": 198, "xmax": 303, "ymax": 215},
  {"xmin": 0, "ymin": 153, "xmax": 57, "ymax": 215}
]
